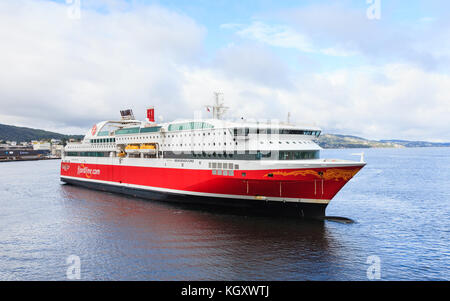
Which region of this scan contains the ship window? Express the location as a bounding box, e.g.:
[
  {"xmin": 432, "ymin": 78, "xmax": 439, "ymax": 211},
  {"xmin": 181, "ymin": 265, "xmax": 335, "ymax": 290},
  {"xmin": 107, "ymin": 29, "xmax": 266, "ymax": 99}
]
[
  {"xmin": 212, "ymin": 163, "xmax": 217, "ymax": 168},
  {"xmin": 229, "ymin": 170, "xmax": 234, "ymax": 176},
  {"xmin": 233, "ymin": 128, "xmax": 249, "ymax": 136},
  {"xmin": 228, "ymin": 163, "xmax": 233, "ymax": 169},
  {"xmin": 223, "ymin": 170, "xmax": 228, "ymax": 176},
  {"xmin": 278, "ymin": 150, "xmax": 320, "ymax": 160},
  {"xmin": 235, "ymin": 164, "xmax": 239, "ymax": 170},
  {"xmin": 256, "ymin": 151, "xmax": 262, "ymax": 159},
  {"xmin": 115, "ymin": 127, "xmax": 140, "ymax": 135},
  {"xmin": 218, "ymin": 163, "xmax": 222, "ymax": 169}
]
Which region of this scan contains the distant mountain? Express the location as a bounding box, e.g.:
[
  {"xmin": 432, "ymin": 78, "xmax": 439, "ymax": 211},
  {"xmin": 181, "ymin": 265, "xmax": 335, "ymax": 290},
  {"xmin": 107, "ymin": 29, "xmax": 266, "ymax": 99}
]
[
  {"xmin": 379, "ymin": 139, "xmax": 450, "ymax": 147},
  {"xmin": 318, "ymin": 134, "xmax": 450, "ymax": 149},
  {"xmin": 317, "ymin": 134, "xmax": 403, "ymax": 149},
  {"xmin": 0, "ymin": 123, "xmax": 83, "ymax": 142}
]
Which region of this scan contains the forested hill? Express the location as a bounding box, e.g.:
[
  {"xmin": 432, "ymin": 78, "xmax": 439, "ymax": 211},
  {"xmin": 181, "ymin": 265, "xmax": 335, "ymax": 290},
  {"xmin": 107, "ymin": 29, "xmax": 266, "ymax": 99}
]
[{"xmin": 0, "ymin": 123, "xmax": 83, "ymax": 142}]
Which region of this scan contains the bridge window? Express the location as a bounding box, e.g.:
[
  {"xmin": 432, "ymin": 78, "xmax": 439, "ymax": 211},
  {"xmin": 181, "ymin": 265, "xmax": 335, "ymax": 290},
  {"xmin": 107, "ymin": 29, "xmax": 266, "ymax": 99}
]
[{"xmin": 278, "ymin": 150, "xmax": 320, "ymax": 160}]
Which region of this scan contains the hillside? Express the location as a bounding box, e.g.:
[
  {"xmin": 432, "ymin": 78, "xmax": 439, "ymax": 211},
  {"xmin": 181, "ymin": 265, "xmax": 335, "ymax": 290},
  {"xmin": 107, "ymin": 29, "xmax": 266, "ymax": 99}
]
[
  {"xmin": 317, "ymin": 134, "xmax": 449, "ymax": 148},
  {"xmin": 379, "ymin": 139, "xmax": 450, "ymax": 147},
  {"xmin": 317, "ymin": 134, "xmax": 404, "ymax": 149},
  {"xmin": 0, "ymin": 123, "xmax": 83, "ymax": 142}
]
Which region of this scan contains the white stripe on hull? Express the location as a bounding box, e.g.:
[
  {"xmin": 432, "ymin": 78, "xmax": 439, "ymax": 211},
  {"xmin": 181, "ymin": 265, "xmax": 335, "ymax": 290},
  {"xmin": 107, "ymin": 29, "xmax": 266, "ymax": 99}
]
[
  {"xmin": 60, "ymin": 175, "xmax": 331, "ymax": 205},
  {"xmin": 62, "ymin": 156, "xmax": 365, "ymax": 171}
]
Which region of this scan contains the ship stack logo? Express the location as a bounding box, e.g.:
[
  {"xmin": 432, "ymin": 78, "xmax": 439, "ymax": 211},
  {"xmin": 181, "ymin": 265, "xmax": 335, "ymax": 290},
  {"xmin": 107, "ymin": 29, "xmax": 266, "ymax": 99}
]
[
  {"xmin": 91, "ymin": 124, "xmax": 97, "ymax": 135},
  {"xmin": 77, "ymin": 164, "xmax": 100, "ymax": 178}
]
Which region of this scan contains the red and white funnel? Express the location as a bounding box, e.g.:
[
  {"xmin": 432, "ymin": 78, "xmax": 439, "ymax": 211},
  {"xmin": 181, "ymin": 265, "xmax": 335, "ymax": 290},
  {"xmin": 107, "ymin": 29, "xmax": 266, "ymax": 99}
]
[{"xmin": 147, "ymin": 107, "xmax": 155, "ymax": 123}]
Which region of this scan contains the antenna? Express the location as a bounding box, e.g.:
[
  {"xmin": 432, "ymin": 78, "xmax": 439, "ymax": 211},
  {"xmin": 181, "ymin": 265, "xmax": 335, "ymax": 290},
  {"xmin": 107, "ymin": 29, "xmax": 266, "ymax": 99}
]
[{"xmin": 120, "ymin": 109, "xmax": 135, "ymax": 120}]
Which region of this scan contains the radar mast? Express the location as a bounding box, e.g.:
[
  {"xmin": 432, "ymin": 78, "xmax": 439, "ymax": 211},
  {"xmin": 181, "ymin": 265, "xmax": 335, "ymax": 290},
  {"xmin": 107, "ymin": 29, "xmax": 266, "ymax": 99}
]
[{"xmin": 206, "ymin": 92, "xmax": 228, "ymax": 120}]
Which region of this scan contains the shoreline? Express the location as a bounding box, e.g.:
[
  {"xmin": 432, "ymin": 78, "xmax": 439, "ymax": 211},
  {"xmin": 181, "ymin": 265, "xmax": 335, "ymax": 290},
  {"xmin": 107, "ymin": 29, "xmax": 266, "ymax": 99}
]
[{"xmin": 0, "ymin": 157, "xmax": 60, "ymax": 163}]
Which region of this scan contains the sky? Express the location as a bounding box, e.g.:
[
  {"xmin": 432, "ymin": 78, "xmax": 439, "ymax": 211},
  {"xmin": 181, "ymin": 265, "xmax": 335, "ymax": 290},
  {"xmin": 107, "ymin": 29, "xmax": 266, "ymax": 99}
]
[{"xmin": 0, "ymin": 0, "xmax": 449, "ymax": 141}]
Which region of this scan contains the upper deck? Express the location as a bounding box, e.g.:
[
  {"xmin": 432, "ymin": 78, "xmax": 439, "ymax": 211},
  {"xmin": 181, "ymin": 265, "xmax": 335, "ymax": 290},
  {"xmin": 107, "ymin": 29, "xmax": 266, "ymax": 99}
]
[{"xmin": 65, "ymin": 115, "xmax": 324, "ymax": 160}]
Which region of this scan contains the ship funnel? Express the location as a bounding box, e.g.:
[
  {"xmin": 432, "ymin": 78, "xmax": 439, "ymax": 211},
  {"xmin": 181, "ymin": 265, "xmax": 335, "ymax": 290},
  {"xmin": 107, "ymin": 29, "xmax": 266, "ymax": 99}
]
[{"xmin": 147, "ymin": 107, "xmax": 155, "ymax": 123}]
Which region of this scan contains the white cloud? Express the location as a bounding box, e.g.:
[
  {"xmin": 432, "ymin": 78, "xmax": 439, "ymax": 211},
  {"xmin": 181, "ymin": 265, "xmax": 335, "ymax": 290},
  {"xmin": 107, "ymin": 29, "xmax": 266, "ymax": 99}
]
[
  {"xmin": 221, "ymin": 20, "xmax": 360, "ymax": 57},
  {"xmin": 319, "ymin": 47, "xmax": 358, "ymax": 57},
  {"xmin": 223, "ymin": 21, "xmax": 314, "ymax": 53},
  {"xmin": 212, "ymin": 43, "xmax": 293, "ymax": 89},
  {"xmin": 279, "ymin": 3, "xmax": 450, "ymax": 70},
  {"xmin": 0, "ymin": 0, "xmax": 205, "ymax": 133},
  {"xmin": 180, "ymin": 63, "xmax": 450, "ymax": 141},
  {"xmin": 419, "ymin": 17, "xmax": 436, "ymax": 23}
]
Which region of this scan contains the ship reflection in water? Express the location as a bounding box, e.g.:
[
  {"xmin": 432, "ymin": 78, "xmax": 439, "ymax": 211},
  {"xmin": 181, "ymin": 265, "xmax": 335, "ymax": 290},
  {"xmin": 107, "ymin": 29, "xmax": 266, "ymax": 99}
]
[{"xmin": 59, "ymin": 184, "xmax": 338, "ymax": 280}]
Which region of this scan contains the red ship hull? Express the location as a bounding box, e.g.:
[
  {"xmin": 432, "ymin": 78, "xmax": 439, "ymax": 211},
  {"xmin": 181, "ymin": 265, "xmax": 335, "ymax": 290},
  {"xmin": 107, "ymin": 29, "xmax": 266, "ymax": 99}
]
[{"xmin": 60, "ymin": 161, "xmax": 364, "ymax": 217}]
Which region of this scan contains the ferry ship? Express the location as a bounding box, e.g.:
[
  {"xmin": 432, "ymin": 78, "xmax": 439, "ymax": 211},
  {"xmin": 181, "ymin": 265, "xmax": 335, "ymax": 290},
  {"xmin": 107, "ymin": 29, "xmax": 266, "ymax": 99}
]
[{"xmin": 60, "ymin": 98, "xmax": 365, "ymax": 217}]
